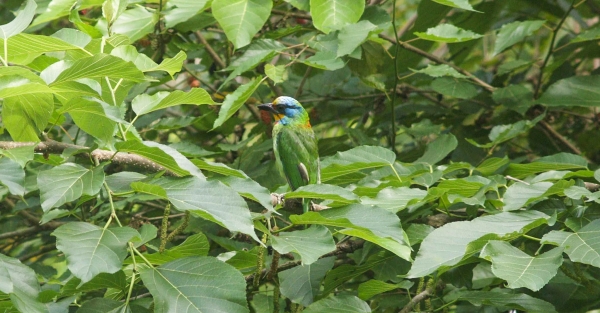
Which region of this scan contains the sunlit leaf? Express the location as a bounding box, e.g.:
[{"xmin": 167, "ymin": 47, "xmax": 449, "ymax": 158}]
[
  {"xmin": 132, "ymin": 88, "xmax": 214, "ymax": 116},
  {"xmin": 0, "ymin": 0, "xmax": 37, "ymax": 39},
  {"xmin": 37, "ymin": 163, "xmax": 105, "ymax": 211},
  {"xmin": 494, "ymin": 20, "xmax": 545, "ymax": 55},
  {"xmin": 0, "ymin": 254, "xmax": 46, "ymax": 313},
  {"xmin": 310, "ymin": 0, "xmax": 364, "ymax": 33},
  {"xmin": 415, "ymin": 24, "xmax": 483, "ymax": 43},
  {"xmin": 112, "ymin": 6, "xmax": 158, "ymax": 42},
  {"xmin": 271, "ymin": 225, "xmax": 336, "ymax": 265},
  {"xmin": 212, "ymin": 0, "xmax": 272, "ymax": 49},
  {"xmin": 542, "ymin": 219, "xmax": 600, "ymax": 267}
]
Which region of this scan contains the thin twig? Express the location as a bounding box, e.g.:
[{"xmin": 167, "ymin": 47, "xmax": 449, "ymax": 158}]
[
  {"xmin": 195, "ymin": 31, "xmax": 226, "ymax": 69},
  {"xmin": 271, "ymin": 9, "xmax": 311, "ymax": 20},
  {"xmin": 295, "ymin": 67, "xmax": 312, "ymax": 99},
  {"xmin": 533, "ymin": 1, "xmax": 575, "ymax": 99},
  {"xmin": 399, "ymin": 280, "xmax": 441, "ymax": 313}
]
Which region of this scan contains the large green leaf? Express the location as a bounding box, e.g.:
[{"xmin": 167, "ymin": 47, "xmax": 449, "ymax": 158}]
[
  {"xmin": 111, "ymin": 7, "xmax": 158, "ymax": 42},
  {"xmin": 0, "ymin": 0, "xmax": 36, "ymax": 39},
  {"xmin": 506, "ymin": 153, "xmax": 588, "ymax": 178},
  {"xmin": 132, "ymin": 233, "xmax": 210, "ymax": 265},
  {"xmin": 212, "ymin": 0, "xmax": 272, "ymax": 49},
  {"xmin": 0, "ymin": 144, "xmax": 34, "ymax": 168},
  {"xmin": 503, "ymin": 181, "xmax": 555, "ymax": 211},
  {"xmin": 111, "ymin": 46, "xmax": 187, "ymax": 76},
  {"xmin": 2, "ymin": 92, "xmax": 53, "ymax": 142},
  {"xmin": 271, "ymin": 225, "xmax": 336, "ymax": 265},
  {"xmin": 337, "ymin": 21, "xmax": 378, "ymax": 57},
  {"xmin": 37, "ymin": 163, "xmax": 105, "ymax": 211},
  {"xmin": 50, "ymin": 54, "xmax": 145, "ymax": 85},
  {"xmin": 60, "ymin": 97, "xmax": 123, "ymax": 143},
  {"xmin": 310, "ymin": 0, "xmax": 365, "ymax": 33},
  {"xmin": 53, "ymin": 222, "xmax": 139, "ymax": 284},
  {"xmin": 223, "ymin": 39, "xmax": 286, "ymax": 85},
  {"xmin": 320, "ymin": 146, "xmax": 396, "ymax": 182},
  {"xmin": 468, "ymin": 115, "xmax": 544, "ymax": 149},
  {"xmin": 415, "ymin": 24, "xmax": 483, "ymax": 43},
  {"xmin": 411, "ymin": 64, "xmax": 467, "ymax": 78},
  {"xmin": 414, "ymin": 134, "xmax": 457, "ymax": 165},
  {"xmin": 164, "ymin": 0, "xmax": 211, "ymax": 28},
  {"xmin": 290, "ymin": 205, "xmax": 411, "ymax": 261},
  {"xmin": 0, "ymin": 254, "xmax": 47, "ymax": 313},
  {"xmin": 361, "ymin": 187, "xmax": 427, "ymax": 213},
  {"xmin": 431, "ymin": 77, "xmax": 478, "ymax": 99},
  {"xmin": 541, "ymin": 219, "xmax": 600, "ymax": 267},
  {"xmin": 447, "ymin": 290, "xmax": 557, "ymax": 313},
  {"xmin": 278, "ymin": 257, "xmax": 335, "ymax": 306},
  {"xmin": 285, "ymin": 184, "xmax": 359, "ymax": 204},
  {"xmin": 304, "ymin": 295, "xmax": 371, "ymax": 313},
  {"xmin": 0, "ymin": 158, "xmax": 25, "ymax": 196},
  {"xmin": 156, "ymin": 177, "xmax": 260, "ymax": 242},
  {"xmin": 216, "ymin": 176, "xmax": 276, "ymax": 212},
  {"xmin": 492, "ymin": 84, "xmax": 533, "ymax": 115},
  {"xmin": 0, "ymin": 33, "xmax": 82, "ymax": 65},
  {"xmin": 138, "ymin": 256, "xmax": 249, "ymax": 313},
  {"xmin": 358, "ymin": 280, "xmax": 413, "ymax": 301},
  {"xmin": 538, "ymin": 76, "xmax": 600, "ymax": 107},
  {"xmin": 77, "ymin": 298, "xmax": 127, "ymax": 313},
  {"xmin": 132, "ymin": 88, "xmax": 214, "ymax": 116},
  {"xmin": 115, "ymin": 140, "xmax": 205, "ymax": 178},
  {"xmin": 431, "ymin": 0, "xmax": 477, "ymax": 12},
  {"xmin": 408, "ymin": 211, "xmax": 552, "ymax": 277},
  {"xmin": 494, "ymin": 20, "xmax": 545, "ymax": 55},
  {"xmin": 480, "ymin": 241, "xmax": 563, "ymax": 291},
  {"xmin": 213, "ymin": 77, "xmax": 262, "ymax": 128}
]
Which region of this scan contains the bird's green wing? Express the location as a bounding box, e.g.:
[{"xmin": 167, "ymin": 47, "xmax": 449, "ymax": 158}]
[{"xmin": 274, "ymin": 125, "xmax": 319, "ymax": 191}]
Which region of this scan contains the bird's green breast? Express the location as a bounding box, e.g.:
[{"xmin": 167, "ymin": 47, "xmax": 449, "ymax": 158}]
[{"xmin": 273, "ymin": 121, "xmax": 319, "ymax": 190}]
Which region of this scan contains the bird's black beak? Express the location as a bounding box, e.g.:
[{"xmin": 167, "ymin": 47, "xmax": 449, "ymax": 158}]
[{"xmin": 258, "ymin": 103, "xmax": 277, "ymax": 113}]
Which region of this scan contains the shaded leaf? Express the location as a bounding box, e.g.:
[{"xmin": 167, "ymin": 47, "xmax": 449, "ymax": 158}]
[
  {"xmin": 431, "ymin": 0, "xmax": 478, "ymax": 12},
  {"xmin": 0, "ymin": 158, "xmax": 25, "ymax": 196},
  {"xmin": 337, "ymin": 20, "xmax": 378, "ymax": 57},
  {"xmin": 285, "ymin": 184, "xmax": 359, "ymax": 204},
  {"xmin": 0, "ymin": 254, "xmax": 46, "ymax": 313},
  {"xmin": 139, "ymin": 256, "xmax": 249, "ymax": 313},
  {"xmin": 37, "ymin": 163, "xmax": 105, "ymax": 211},
  {"xmin": 538, "ymin": 76, "xmax": 600, "ymax": 108},
  {"xmin": 0, "ymin": 144, "xmax": 34, "ymax": 168},
  {"xmin": 361, "ymin": 187, "xmax": 427, "ymax": 213},
  {"xmin": 414, "ymin": 134, "xmax": 457, "ymax": 165},
  {"xmin": 480, "ymin": 241, "xmax": 563, "ymax": 291},
  {"xmin": 321, "ymin": 146, "xmax": 396, "ymax": 182},
  {"xmin": 213, "ymin": 77, "xmax": 262, "ymax": 128},
  {"xmin": 53, "ymin": 222, "xmax": 138, "ymax": 284},
  {"xmin": 279, "ymin": 257, "xmax": 335, "ymax": 306},
  {"xmin": 431, "ymin": 77, "xmax": 477, "ymax": 99},
  {"xmin": 494, "ymin": 20, "xmax": 545, "ymax": 55},
  {"xmin": 448, "ymin": 290, "xmax": 557, "ymax": 313},
  {"xmin": 272, "ymin": 225, "xmax": 336, "ymax": 265},
  {"xmin": 358, "ymin": 280, "xmax": 413, "ymax": 300},
  {"xmin": 304, "ymin": 295, "xmax": 371, "ymax": 313},
  {"xmin": 411, "ymin": 64, "xmax": 467, "ymax": 78}
]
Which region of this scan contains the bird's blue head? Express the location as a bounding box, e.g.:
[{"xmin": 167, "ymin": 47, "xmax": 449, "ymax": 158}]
[{"xmin": 258, "ymin": 96, "xmax": 308, "ymax": 125}]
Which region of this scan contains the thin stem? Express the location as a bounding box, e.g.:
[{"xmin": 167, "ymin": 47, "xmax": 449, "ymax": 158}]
[
  {"xmin": 1, "ymin": 38, "xmax": 7, "ymax": 66},
  {"xmin": 389, "ymin": 0, "xmax": 399, "ymax": 152},
  {"xmin": 124, "ymin": 243, "xmax": 138, "ymax": 309},
  {"xmin": 534, "ymin": 1, "xmax": 574, "ymax": 99},
  {"xmin": 103, "ymin": 182, "xmax": 123, "ymax": 227},
  {"xmin": 131, "ymin": 244, "xmax": 154, "ymax": 268},
  {"xmin": 522, "ymin": 234, "xmax": 541, "ymax": 242}
]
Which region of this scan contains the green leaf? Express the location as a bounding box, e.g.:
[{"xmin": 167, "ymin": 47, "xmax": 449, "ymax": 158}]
[
  {"xmin": 541, "ymin": 219, "xmax": 600, "ymax": 267},
  {"xmin": 321, "ymin": 146, "xmax": 396, "ymax": 182},
  {"xmin": 310, "ymin": 0, "xmax": 365, "ymax": 33},
  {"xmin": 448, "ymin": 290, "xmax": 557, "ymax": 313},
  {"xmin": 60, "ymin": 97, "xmax": 122, "ymax": 143},
  {"xmin": 136, "ymin": 233, "xmax": 210, "ymax": 265},
  {"xmin": 131, "ymin": 181, "xmax": 168, "ymax": 198},
  {"xmin": 538, "ymin": 75, "xmax": 600, "ymax": 107},
  {"xmin": 414, "ymin": 134, "xmax": 457, "ymax": 165},
  {"xmin": 50, "ymin": 54, "xmax": 145, "ymax": 85},
  {"xmin": 0, "ymin": 254, "xmax": 46, "ymax": 313},
  {"xmin": 102, "ymin": 0, "xmax": 128, "ymax": 25},
  {"xmin": 285, "ymin": 184, "xmax": 359, "ymax": 204},
  {"xmin": 112, "ymin": 6, "xmax": 158, "ymax": 42},
  {"xmin": 138, "ymin": 256, "xmax": 249, "ymax": 313},
  {"xmin": 132, "ymin": 88, "xmax": 214, "ymax": 116},
  {"xmin": 37, "ymin": 163, "xmax": 105, "ymax": 211},
  {"xmin": 361, "ymin": 187, "xmax": 427, "ymax": 213},
  {"xmin": 431, "ymin": 77, "xmax": 478, "ymax": 99},
  {"xmin": 116, "ymin": 140, "xmax": 205, "ymax": 178},
  {"xmin": 411, "ymin": 64, "xmax": 467, "ymax": 78},
  {"xmin": 157, "ymin": 177, "xmax": 260, "ymax": 243},
  {"xmin": 0, "ymin": 0, "xmax": 36, "ymax": 39},
  {"xmin": 265, "ymin": 64, "xmax": 287, "ymax": 84},
  {"xmin": 111, "ymin": 45, "xmax": 188, "ymax": 76},
  {"xmin": 213, "ymin": 77, "xmax": 262, "ymax": 129},
  {"xmin": 271, "ymin": 225, "xmax": 336, "ymax": 265},
  {"xmin": 431, "ymin": 0, "xmax": 478, "ymax": 12},
  {"xmin": 492, "ymin": 84, "xmax": 534, "ymax": 115},
  {"xmin": 337, "ymin": 21, "xmax": 378, "ymax": 57},
  {"xmin": 216, "ymin": 176, "xmax": 276, "ymax": 212},
  {"xmin": 408, "ymin": 211, "xmax": 552, "ymax": 277},
  {"xmin": 53, "ymin": 222, "xmax": 139, "ymax": 284},
  {"xmin": 164, "ymin": 0, "xmax": 211, "ymax": 28},
  {"xmin": 480, "ymin": 241, "xmax": 563, "ymax": 291},
  {"xmin": 304, "ymin": 295, "xmax": 371, "ymax": 313},
  {"xmin": 290, "ymin": 205, "xmax": 411, "ymax": 261},
  {"xmin": 77, "ymin": 298, "xmax": 127, "ymax": 313},
  {"xmin": 2, "ymin": 92, "xmax": 53, "ymax": 142},
  {"xmin": 212, "ymin": 0, "xmax": 272, "ymax": 49},
  {"xmin": 468, "ymin": 115, "xmax": 544, "ymax": 149},
  {"xmin": 506, "ymin": 153, "xmax": 588, "ymax": 178},
  {"xmin": 285, "ymin": 0, "xmax": 310, "ymax": 10},
  {"xmin": 503, "ymin": 182, "xmax": 552, "ymax": 211},
  {"xmin": 571, "ymin": 25, "xmax": 600, "ymax": 43},
  {"xmin": 358, "ymin": 280, "xmax": 413, "ymax": 300},
  {"xmin": 223, "ymin": 39, "xmax": 285, "ymax": 85},
  {"xmin": 0, "ymin": 158, "xmax": 25, "ymax": 196},
  {"xmin": 0, "ymin": 144, "xmax": 34, "ymax": 168},
  {"xmin": 494, "ymin": 20, "xmax": 545, "ymax": 55},
  {"xmin": 302, "ymin": 51, "xmax": 345, "ymax": 70},
  {"xmin": 279, "ymin": 257, "xmax": 335, "ymax": 306},
  {"xmin": 476, "ymin": 156, "xmax": 509, "ymax": 176},
  {"xmin": 0, "ymin": 33, "xmax": 82, "ymax": 65},
  {"xmin": 415, "ymin": 24, "xmax": 483, "ymax": 43}
]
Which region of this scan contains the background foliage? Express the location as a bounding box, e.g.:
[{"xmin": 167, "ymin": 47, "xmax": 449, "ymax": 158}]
[{"xmin": 1, "ymin": 0, "xmax": 600, "ymax": 312}]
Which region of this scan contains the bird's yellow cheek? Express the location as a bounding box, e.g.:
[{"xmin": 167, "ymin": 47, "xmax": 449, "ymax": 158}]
[{"xmin": 273, "ymin": 114, "xmax": 285, "ymax": 121}]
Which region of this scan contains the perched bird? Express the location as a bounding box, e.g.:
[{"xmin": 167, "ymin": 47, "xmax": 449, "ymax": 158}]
[{"xmin": 258, "ymin": 96, "xmax": 319, "ymax": 213}]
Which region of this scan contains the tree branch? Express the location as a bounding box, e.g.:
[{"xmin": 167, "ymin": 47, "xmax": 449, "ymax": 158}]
[
  {"xmin": 379, "ymin": 34, "xmax": 495, "ymax": 92},
  {"xmin": 399, "ymin": 280, "xmax": 443, "ymax": 313},
  {"xmin": 195, "ymin": 31, "xmax": 226, "ymax": 69},
  {"xmin": 245, "ymin": 239, "xmax": 365, "ymax": 283},
  {"xmin": 0, "ymin": 141, "xmax": 176, "ymax": 175}
]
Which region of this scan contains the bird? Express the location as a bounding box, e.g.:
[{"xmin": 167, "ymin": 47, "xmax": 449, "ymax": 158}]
[{"xmin": 258, "ymin": 96, "xmax": 319, "ymax": 213}]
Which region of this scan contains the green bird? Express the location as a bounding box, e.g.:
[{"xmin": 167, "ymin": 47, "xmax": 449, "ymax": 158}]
[{"xmin": 258, "ymin": 96, "xmax": 319, "ymax": 213}]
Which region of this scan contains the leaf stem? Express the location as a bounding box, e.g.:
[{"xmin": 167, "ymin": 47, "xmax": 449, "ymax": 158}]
[
  {"xmin": 124, "ymin": 243, "xmax": 138, "ymax": 309},
  {"xmin": 131, "ymin": 244, "xmax": 155, "ymax": 268},
  {"xmin": 1, "ymin": 38, "xmax": 8, "ymax": 66},
  {"xmin": 103, "ymin": 181, "xmax": 123, "ymax": 228},
  {"xmin": 522, "ymin": 234, "xmax": 541, "ymax": 242}
]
